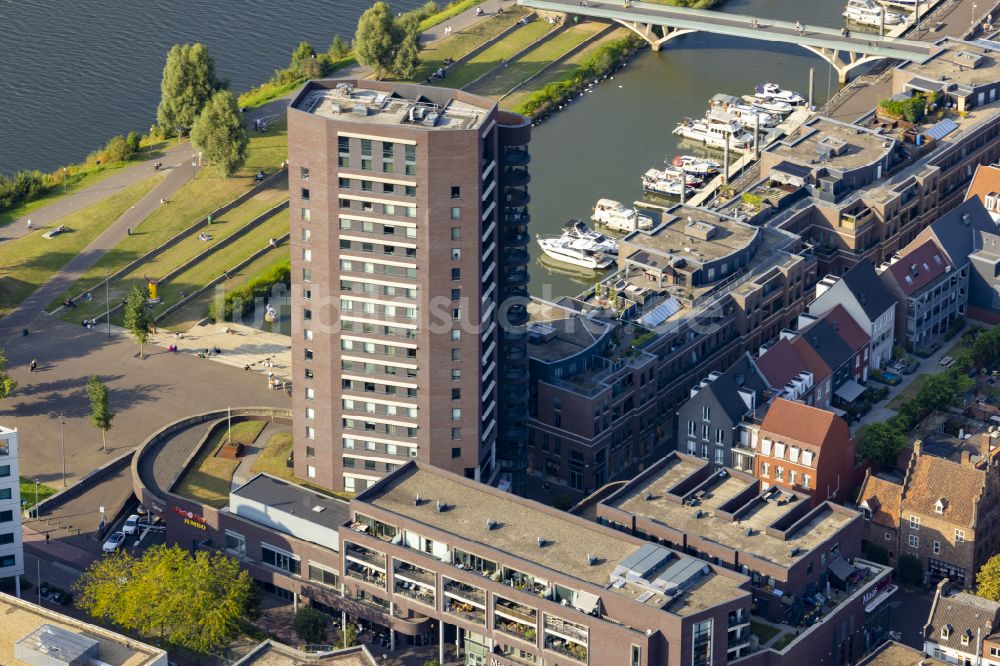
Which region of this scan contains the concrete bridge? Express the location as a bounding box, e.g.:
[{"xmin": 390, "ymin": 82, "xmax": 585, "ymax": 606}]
[{"xmin": 517, "ymin": 0, "xmax": 939, "ymax": 82}]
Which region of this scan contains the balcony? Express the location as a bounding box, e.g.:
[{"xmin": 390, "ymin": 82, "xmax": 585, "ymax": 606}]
[
  {"xmin": 507, "ymin": 304, "xmax": 529, "ymax": 326},
  {"xmin": 345, "ymin": 544, "xmax": 386, "ymax": 570},
  {"xmin": 504, "ymin": 211, "xmax": 530, "ymax": 226},
  {"xmin": 544, "ymin": 616, "xmax": 588, "ymax": 645},
  {"xmin": 505, "ymin": 149, "xmax": 530, "ymax": 166},
  {"xmin": 503, "ymin": 168, "xmax": 530, "ymax": 187},
  {"xmin": 495, "ymin": 597, "xmax": 538, "ymax": 624},
  {"xmin": 444, "ymin": 579, "xmax": 486, "ymax": 606},
  {"xmin": 504, "ymin": 248, "xmax": 530, "ymax": 267},
  {"xmin": 346, "ymin": 562, "xmax": 386, "ymax": 589},
  {"xmin": 496, "ymin": 617, "xmax": 537, "ymax": 644},
  {"xmin": 544, "ymin": 636, "xmax": 588, "ymax": 663},
  {"xmin": 394, "ymin": 561, "xmax": 435, "ymax": 587},
  {"xmin": 446, "ymin": 598, "xmax": 486, "ymax": 625},
  {"xmin": 505, "ymin": 230, "xmax": 531, "ymax": 247},
  {"xmin": 504, "ymin": 190, "xmax": 530, "ymax": 208},
  {"xmin": 394, "ymin": 581, "xmax": 436, "ymax": 607}
]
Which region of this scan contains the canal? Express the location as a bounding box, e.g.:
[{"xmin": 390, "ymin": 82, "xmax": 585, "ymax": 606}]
[{"xmin": 526, "ymin": 0, "xmax": 854, "ymax": 299}]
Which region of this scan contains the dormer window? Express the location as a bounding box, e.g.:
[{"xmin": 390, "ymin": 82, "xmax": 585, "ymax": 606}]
[
  {"xmin": 860, "ymin": 501, "xmax": 872, "ymax": 521},
  {"xmin": 962, "ymin": 631, "xmax": 971, "ymax": 646},
  {"xmin": 941, "ymin": 625, "xmax": 951, "ymax": 640},
  {"xmin": 935, "ymin": 498, "xmax": 947, "ymax": 515}
]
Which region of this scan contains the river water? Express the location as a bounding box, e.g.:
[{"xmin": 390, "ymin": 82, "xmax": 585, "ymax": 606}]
[{"xmin": 0, "ymin": 0, "xmax": 424, "ymax": 175}]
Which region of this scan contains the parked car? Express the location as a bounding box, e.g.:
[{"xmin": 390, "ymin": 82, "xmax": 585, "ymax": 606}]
[
  {"xmin": 102, "ymin": 532, "xmax": 126, "ymax": 554},
  {"xmin": 122, "ymin": 514, "xmax": 140, "ymax": 535}
]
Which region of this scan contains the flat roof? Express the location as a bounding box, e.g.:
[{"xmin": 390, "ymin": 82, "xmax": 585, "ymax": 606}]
[
  {"xmin": 899, "ymin": 39, "xmax": 1000, "ymax": 90},
  {"xmin": 232, "ymin": 474, "xmax": 350, "ymax": 532},
  {"xmin": 234, "ymin": 641, "xmax": 376, "ymax": 666},
  {"xmin": 856, "ymin": 641, "xmax": 948, "ymax": 666},
  {"xmin": 610, "ymin": 460, "xmax": 854, "ymax": 568},
  {"xmin": 663, "ymin": 572, "xmax": 748, "ymax": 616},
  {"xmin": 622, "ymin": 205, "xmax": 758, "ymax": 266},
  {"xmin": 526, "ymin": 301, "xmax": 610, "ymax": 363},
  {"xmin": 0, "ymin": 592, "xmax": 165, "ymax": 666},
  {"xmin": 293, "ymin": 79, "xmax": 490, "ymax": 130},
  {"xmin": 767, "ymin": 117, "xmax": 892, "ymax": 170}
]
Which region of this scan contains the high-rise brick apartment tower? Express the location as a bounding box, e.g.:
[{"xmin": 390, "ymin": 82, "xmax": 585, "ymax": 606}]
[{"xmin": 288, "ymin": 80, "xmax": 531, "ymax": 495}]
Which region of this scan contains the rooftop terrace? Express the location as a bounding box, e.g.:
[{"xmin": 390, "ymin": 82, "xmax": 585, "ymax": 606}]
[
  {"xmin": 898, "ymin": 38, "xmax": 1000, "ymax": 91},
  {"xmin": 292, "ymin": 80, "xmax": 490, "ymax": 130},
  {"xmin": 622, "ymin": 205, "xmax": 759, "ymax": 266},
  {"xmin": 525, "ymin": 301, "xmax": 611, "ymax": 363},
  {"xmin": 609, "ymin": 457, "xmax": 855, "ymax": 567},
  {"xmin": 767, "ymin": 117, "xmax": 893, "ymax": 171}
]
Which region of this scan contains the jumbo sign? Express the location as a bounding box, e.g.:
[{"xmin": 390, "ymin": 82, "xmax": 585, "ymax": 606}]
[{"xmin": 172, "ymin": 506, "xmax": 207, "ymax": 531}]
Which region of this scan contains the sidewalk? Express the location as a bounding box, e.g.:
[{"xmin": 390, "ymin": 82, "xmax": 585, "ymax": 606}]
[
  {"xmin": 0, "ymin": 161, "xmax": 195, "ymax": 343},
  {"xmin": 0, "ymin": 141, "xmax": 193, "ymax": 245},
  {"xmin": 153, "ymin": 320, "xmax": 292, "ymax": 382},
  {"xmin": 22, "ymin": 523, "xmax": 98, "ymax": 573}
]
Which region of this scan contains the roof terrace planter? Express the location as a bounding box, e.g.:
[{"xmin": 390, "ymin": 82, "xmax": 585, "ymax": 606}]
[{"xmin": 445, "ymin": 598, "xmax": 486, "ymax": 625}]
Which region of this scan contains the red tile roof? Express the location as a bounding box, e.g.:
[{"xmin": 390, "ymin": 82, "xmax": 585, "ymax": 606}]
[
  {"xmin": 904, "ymin": 455, "xmax": 984, "ymax": 528},
  {"xmin": 965, "ymin": 164, "xmax": 1000, "ymax": 207},
  {"xmin": 858, "ymin": 472, "xmax": 903, "ymax": 528},
  {"xmin": 887, "ymin": 240, "xmax": 952, "ymax": 296},
  {"xmin": 819, "ymin": 304, "xmax": 870, "ymax": 353},
  {"xmin": 790, "ymin": 336, "xmax": 833, "ymax": 382},
  {"xmin": 760, "ymin": 397, "xmax": 849, "ymax": 451}
]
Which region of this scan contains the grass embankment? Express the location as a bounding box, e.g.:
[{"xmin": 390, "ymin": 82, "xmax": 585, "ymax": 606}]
[
  {"xmin": 504, "ymin": 31, "xmax": 641, "ymax": 116},
  {"xmin": 251, "ymin": 431, "xmax": 352, "ymax": 501},
  {"xmin": 468, "ymin": 21, "xmax": 606, "ymax": 97},
  {"xmin": 409, "ymin": 6, "xmax": 529, "ymax": 82},
  {"xmin": 419, "ymin": 0, "xmax": 484, "ymax": 30},
  {"xmin": 886, "ymin": 374, "xmax": 928, "ymax": 411},
  {"xmin": 431, "ymin": 18, "xmax": 555, "ymax": 89},
  {"xmin": 20, "ymin": 478, "xmax": 58, "ymax": 509},
  {"xmin": 53, "ymin": 121, "xmax": 289, "ymax": 318},
  {"xmin": 0, "ymin": 175, "xmax": 161, "ymax": 317},
  {"xmin": 174, "ymin": 421, "xmax": 266, "ymax": 508}
]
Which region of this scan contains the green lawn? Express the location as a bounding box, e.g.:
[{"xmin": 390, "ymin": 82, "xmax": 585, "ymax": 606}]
[
  {"xmin": 0, "ymin": 175, "xmax": 162, "ymax": 317},
  {"xmin": 408, "ymin": 6, "xmax": 529, "ymax": 82},
  {"xmin": 468, "ymin": 22, "xmax": 606, "ymax": 97},
  {"xmin": 749, "ymin": 621, "xmax": 781, "ymax": 645},
  {"xmin": 439, "ymin": 19, "xmax": 556, "ymax": 89},
  {"xmin": 20, "ymin": 478, "xmax": 58, "ymax": 509},
  {"xmin": 160, "ymin": 253, "xmax": 289, "ymax": 331},
  {"xmin": 502, "ymin": 27, "xmax": 631, "ymax": 111},
  {"xmin": 52, "ymin": 122, "xmax": 289, "ymax": 318},
  {"xmin": 886, "ymin": 373, "xmax": 928, "ymax": 411},
  {"xmin": 173, "ymin": 420, "xmax": 268, "ymax": 508},
  {"xmin": 251, "ymin": 431, "xmax": 352, "ymax": 500}
]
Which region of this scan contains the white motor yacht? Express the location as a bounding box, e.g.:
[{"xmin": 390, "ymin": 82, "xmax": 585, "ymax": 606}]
[
  {"xmin": 642, "ymin": 167, "xmax": 703, "ymax": 188},
  {"xmin": 537, "ymin": 234, "xmax": 614, "ymax": 270},
  {"xmin": 564, "ymin": 220, "xmax": 619, "ymax": 255},
  {"xmin": 844, "ymin": 0, "xmax": 904, "ymax": 25},
  {"xmin": 709, "ymin": 94, "xmax": 779, "ymax": 129},
  {"xmin": 642, "ymin": 175, "xmax": 696, "ymax": 199},
  {"xmin": 672, "ymin": 155, "xmax": 721, "ymax": 176},
  {"xmin": 756, "ymin": 82, "xmax": 806, "ymax": 105},
  {"xmin": 749, "ymin": 95, "xmax": 794, "ymax": 115},
  {"xmin": 592, "ymin": 199, "xmax": 654, "ymax": 232},
  {"xmin": 673, "ymin": 117, "xmax": 754, "ymax": 151}
]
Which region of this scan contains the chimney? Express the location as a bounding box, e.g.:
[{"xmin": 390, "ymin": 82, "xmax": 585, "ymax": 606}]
[
  {"xmin": 913, "ymin": 439, "xmax": 923, "ymax": 457},
  {"xmin": 962, "ymin": 450, "xmax": 972, "ymax": 466}
]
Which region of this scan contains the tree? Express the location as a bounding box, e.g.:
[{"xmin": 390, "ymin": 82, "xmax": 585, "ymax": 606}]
[
  {"xmin": 329, "ymin": 34, "xmax": 351, "ymax": 59},
  {"xmin": 392, "ymin": 14, "xmax": 422, "ymax": 80},
  {"xmin": 123, "ymin": 284, "xmax": 152, "ymax": 358},
  {"xmin": 291, "ymin": 41, "xmax": 319, "ymax": 78},
  {"xmin": 191, "ymin": 90, "xmax": 248, "ymax": 178},
  {"xmin": 862, "ymin": 541, "xmax": 890, "ymax": 565},
  {"xmin": 856, "ymin": 421, "xmax": 908, "ymax": 470},
  {"xmin": 339, "ymin": 621, "xmax": 358, "ymax": 648},
  {"xmin": 973, "ymin": 327, "xmax": 1000, "ymax": 367},
  {"xmin": 293, "ymin": 606, "xmax": 328, "ymax": 644},
  {"xmin": 978, "ymin": 554, "xmax": 1000, "ymax": 601},
  {"xmin": 74, "ymin": 545, "xmax": 253, "ymax": 655},
  {"xmin": 86, "ymin": 374, "xmax": 115, "ymax": 451},
  {"xmin": 355, "ymin": 2, "xmax": 397, "ymax": 79},
  {"xmin": 156, "ymin": 43, "xmax": 221, "ymax": 136},
  {"xmin": 0, "ymin": 349, "xmax": 16, "ymax": 399},
  {"xmin": 897, "ymin": 553, "xmax": 923, "ymax": 586}
]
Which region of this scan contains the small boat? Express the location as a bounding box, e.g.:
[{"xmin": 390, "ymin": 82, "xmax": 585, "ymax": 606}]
[
  {"xmin": 673, "ymin": 117, "xmax": 754, "ymax": 151},
  {"xmin": 880, "ymin": 0, "xmax": 917, "ymax": 7},
  {"xmin": 643, "ymin": 167, "xmax": 702, "ymax": 188},
  {"xmin": 672, "ymin": 155, "xmax": 721, "ymax": 177},
  {"xmin": 749, "ymin": 95, "xmax": 795, "ymax": 115},
  {"xmin": 564, "ymin": 220, "xmax": 618, "ymax": 255},
  {"xmin": 592, "ymin": 198, "xmax": 654, "ymax": 232},
  {"xmin": 642, "ymin": 174, "xmax": 696, "ymax": 199},
  {"xmin": 844, "ymin": 0, "xmax": 904, "ymax": 25},
  {"xmin": 756, "ymin": 82, "xmax": 806, "ymax": 106},
  {"xmin": 709, "ymin": 94, "xmax": 780, "ymax": 129},
  {"xmin": 537, "ymin": 234, "xmax": 614, "ymax": 270}
]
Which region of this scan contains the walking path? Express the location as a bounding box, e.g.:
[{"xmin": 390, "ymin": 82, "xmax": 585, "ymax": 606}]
[
  {"xmin": 0, "ymin": 141, "xmax": 193, "ymax": 245},
  {"xmin": 0, "ymin": 160, "xmax": 195, "ymax": 343}
]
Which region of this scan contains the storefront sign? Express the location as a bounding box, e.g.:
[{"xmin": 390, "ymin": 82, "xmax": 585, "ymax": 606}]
[
  {"xmin": 863, "ymin": 578, "xmax": 890, "ymax": 605},
  {"xmin": 172, "ymin": 506, "xmax": 207, "ymax": 530}
]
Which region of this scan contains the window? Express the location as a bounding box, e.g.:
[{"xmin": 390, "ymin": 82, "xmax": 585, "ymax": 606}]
[
  {"xmin": 715, "ymin": 428, "xmax": 724, "ymax": 444},
  {"xmin": 361, "ymin": 180, "xmax": 373, "ymax": 192},
  {"xmin": 452, "ymin": 369, "xmax": 462, "ymax": 380},
  {"xmin": 692, "ymin": 619, "xmax": 712, "ymax": 666},
  {"xmin": 451, "ymin": 186, "xmax": 461, "ymax": 199},
  {"xmin": 300, "ymin": 166, "xmax": 310, "ymax": 180},
  {"xmin": 262, "ymin": 545, "xmax": 300, "ymax": 574},
  {"xmin": 338, "ymin": 137, "xmax": 350, "ymax": 166},
  {"xmin": 935, "ymin": 499, "xmax": 946, "ymax": 514},
  {"xmin": 302, "ymin": 248, "xmax": 312, "ymax": 262},
  {"xmin": 908, "ymin": 534, "xmax": 919, "ymax": 548},
  {"xmin": 0, "ymin": 488, "xmax": 9, "ymax": 500},
  {"xmin": 702, "ymin": 424, "xmax": 710, "ymax": 441},
  {"xmin": 933, "ymin": 540, "xmax": 941, "ymax": 554},
  {"xmin": 452, "ymin": 428, "xmax": 461, "ymax": 440},
  {"xmin": 631, "ymin": 645, "xmax": 641, "ymax": 666},
  {"xmin": 452, "ymin": 408, "xmax": 461, "ymax": 420},
  {"xmin": 452, "ymin": 447, "xmax": 462, "ymax": 459},
  {"xmin": 910, "ymin": 515, "xmax": 920, "ymax": 530},
  {"xmin": 775, "ymin": 466, "xmax": 784, "ymax": 481},
  {"xmin": 307, "ymin": 466, "xmax": 316, "ymax": 479},
  {"xmin": 344, "ymin": 476, "xmax": 356, "ymax": 492},
  {"xmin": 761, "ymin": 463, "xmax": 770, "ymax": 477},
  {"xmin": 941, "ymin": 626, "xmax": 951, "ymax": 640},
  {"xmin": 802, "ymin": 473, "xmax": 811, "ymax": 488},
  {"xmin": 0, "ymin": 533, "xmax": 13, "ymax": 545},
  {"xmin": 962, "ymin": 633, "xmax": 970, "ymax": 647},
  {"xmin": 308, "ymin": 564, "xmax": 340, "ymax": 588},
  {"xmin": 225, "ymin": 531, "xmax": 246, "ymax": 557},
  {"xmin": 451, "ymin": 268, "xmax": 461, "ymax": 281},
  {"xmin": 301, "ymin": 187, "xmax": 310, "ymax": 201},
  {"xmin": 451, "ymin": 349, "xmax": 461, "ymax": 361},
  {"xmin": 301, "ymin": 228, "xmax": 311, "ymax": 242},
  {"xmin": 451, "ymin": 248, "xmax": 461, "ymax": 260},
  {"xmin": 306, "ymin": 446, "xmax": 315, "ymax": 458},
  {"xmin": 451, "ymin": 227, "xmax": 461, "ymax": 240},
  {"xmin": 789, "ymin": 470, "xmax": 797, "ymax": 486},
  {"xmin": 0, "ymin": 555, "xmax": 14, "ymax": 568},
  {"xmin": 688, "ymin": 420, "xmax": 696, "ymax": 436},
  {"xmin": 405, "ymin": 145, "xmax": 416, "ymax": 175},
  {"xmin": 451, "ymin": 207, "xmax": 461, "ymax": 220},
  {"xmin": 702, "ymin": 406, "xmax": 711, "ymax": 421},
  {"xmin": 0, "ymin": 465, "xmax": 8, "ymax": 478},
  {"xmin": 452, "ymin": 388, "xmax": 461, "ymax": 400},
  {"xmin": 306, "ymin": 427, "xmax": 315, "ymax": 440},
  {"xmin": 956, "ymin": 529, "xmax": 966, "ymax": 543},
  {"xmin": 301, "ymin": 207, "xmax": 311, "ymax": 222},
  {"xmin": 885, "ymin": 531, "xmax": 891, "ymax": 540}
]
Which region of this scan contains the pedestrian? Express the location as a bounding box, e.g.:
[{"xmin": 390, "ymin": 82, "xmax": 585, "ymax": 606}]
[
  {"xmin": 45, "ymin": 533, "xmax": 49, "ymax": 544},
  {"xmin": 127, "ymin": 227, "xmax": 131, "ymax": 236},
  {"xmin": 26, "ymin": 219, "xmax": 32, "ymax": 230},
  {"xmin": 29, "ymin": 359, "xmax": 37, "ymax": 373}
]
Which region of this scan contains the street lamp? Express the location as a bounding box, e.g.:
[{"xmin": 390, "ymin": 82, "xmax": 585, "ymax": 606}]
[
  {"xmin": 62, "ymin": 167, "xmax": 67, "ymax": 194},
  {"xmin": 59, "ymin": 416, "xmax": 66, "ymax": 488},
  {"xmin": 105, "ymin": 269, "xmax": 111, "ymax": 338},
  {"xmin": 33, "ymin": 479, "xmax": 38, "ymax": 519}
]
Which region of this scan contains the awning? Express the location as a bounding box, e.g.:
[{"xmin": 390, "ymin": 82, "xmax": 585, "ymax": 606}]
[
  {"xmin": 573, "ymin": 590, "xmax": 601, "ymax": 615},
  {"xmin": 834, "ymin": 379, "xmax": 866, "ymax": 403},
  {"xmin": 829, "ymin": 557, "xmax": 856, "ymax": 583}
]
